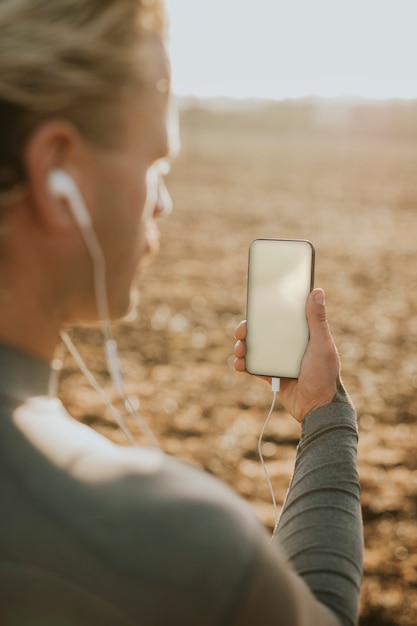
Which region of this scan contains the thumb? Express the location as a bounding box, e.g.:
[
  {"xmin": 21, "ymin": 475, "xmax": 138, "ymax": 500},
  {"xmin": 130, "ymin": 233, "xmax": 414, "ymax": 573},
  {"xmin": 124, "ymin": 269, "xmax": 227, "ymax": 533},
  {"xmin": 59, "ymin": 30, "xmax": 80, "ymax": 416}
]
[
  {"xmin": 306, "ymin": 288, "xmax": 332, "ymax": 344},
  {"xmin": 294, "ymin": 291, "xmax": 342, "ymax": 418}
]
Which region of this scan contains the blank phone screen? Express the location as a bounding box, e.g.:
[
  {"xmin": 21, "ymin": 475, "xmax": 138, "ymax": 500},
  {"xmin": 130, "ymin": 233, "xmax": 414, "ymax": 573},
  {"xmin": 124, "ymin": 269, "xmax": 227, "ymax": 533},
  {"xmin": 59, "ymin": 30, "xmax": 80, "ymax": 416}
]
[{"xmin": 245, "ymin": 239, "xmax": 315, "ymax": 378}]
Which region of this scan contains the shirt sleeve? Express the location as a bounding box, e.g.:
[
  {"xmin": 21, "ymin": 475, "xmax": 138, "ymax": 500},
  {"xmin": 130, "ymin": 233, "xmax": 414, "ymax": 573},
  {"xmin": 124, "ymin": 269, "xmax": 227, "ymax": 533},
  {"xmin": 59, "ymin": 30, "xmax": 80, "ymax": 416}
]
[
  {"xmin": 273, "ymin": 392, "xmax": 363, "ymax": 626},
  {"xmin": 227, "ymin": 392, "xmax": 362, "ymax": 626}
]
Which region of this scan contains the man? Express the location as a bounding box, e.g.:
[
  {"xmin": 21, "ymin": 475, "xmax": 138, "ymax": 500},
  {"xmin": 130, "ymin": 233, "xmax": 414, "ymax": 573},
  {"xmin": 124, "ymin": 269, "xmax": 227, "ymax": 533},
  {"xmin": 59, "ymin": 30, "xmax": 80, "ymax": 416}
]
[{"xmin": 0, "ymin": 1, "xmax": 362, "ymax": 624}]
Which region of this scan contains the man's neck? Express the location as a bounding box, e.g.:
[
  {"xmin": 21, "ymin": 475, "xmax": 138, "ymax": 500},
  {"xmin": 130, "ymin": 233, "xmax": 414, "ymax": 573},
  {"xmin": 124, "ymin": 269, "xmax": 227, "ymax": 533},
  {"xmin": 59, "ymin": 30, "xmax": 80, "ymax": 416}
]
[{"xmin": 0, "ymin": 285, "xmax": 61, "ymax": 362}]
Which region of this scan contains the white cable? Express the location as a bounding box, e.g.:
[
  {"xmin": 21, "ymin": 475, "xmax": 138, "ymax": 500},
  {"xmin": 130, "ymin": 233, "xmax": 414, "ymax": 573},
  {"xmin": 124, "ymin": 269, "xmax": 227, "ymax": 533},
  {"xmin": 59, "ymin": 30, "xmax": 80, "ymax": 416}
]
[
  {"xmin": 105, "ymin": 338, "xmax": 160, "ymax": 448},
  {"xmin": 258, "ymin": 377, "xmax": 280, "ymax": 536},
  {"xmin": 61, "ymin": 331, "xmax": 160, "ymax": 448},
  {"xmin": 79, "ymin": 223, "xmax": 112, "ymax": 343},
  {"xmin": 60, "ymin": 330, "xmax": 137, "ymax": 445},
  {"xmin": 78, "ymin": 224, "xmax": 160, "ymax": 448}
]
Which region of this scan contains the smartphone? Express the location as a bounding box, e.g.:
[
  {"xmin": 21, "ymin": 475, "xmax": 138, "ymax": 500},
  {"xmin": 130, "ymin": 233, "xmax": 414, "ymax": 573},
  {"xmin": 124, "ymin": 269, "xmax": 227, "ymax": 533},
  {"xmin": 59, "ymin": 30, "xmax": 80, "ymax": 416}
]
[{"xmin": 245, "ymin": 238, "xmax": 315, "ymax": 379}]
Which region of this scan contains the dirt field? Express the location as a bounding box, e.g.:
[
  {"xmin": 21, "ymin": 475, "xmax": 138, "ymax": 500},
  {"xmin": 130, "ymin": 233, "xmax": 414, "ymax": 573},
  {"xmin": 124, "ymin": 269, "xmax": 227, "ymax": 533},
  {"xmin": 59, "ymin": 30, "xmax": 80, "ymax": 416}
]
[{"xmin": 59, "ymin": 99, "xmax": 417, "ymax": 625}]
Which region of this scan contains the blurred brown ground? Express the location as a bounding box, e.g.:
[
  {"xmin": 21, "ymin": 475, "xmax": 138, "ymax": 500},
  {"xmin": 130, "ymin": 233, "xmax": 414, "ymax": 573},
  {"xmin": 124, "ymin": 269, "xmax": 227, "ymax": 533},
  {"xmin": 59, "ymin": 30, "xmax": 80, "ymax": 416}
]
[{"xmin": 59, "ymin": 99, "xmax": 417, "ymax": 626}]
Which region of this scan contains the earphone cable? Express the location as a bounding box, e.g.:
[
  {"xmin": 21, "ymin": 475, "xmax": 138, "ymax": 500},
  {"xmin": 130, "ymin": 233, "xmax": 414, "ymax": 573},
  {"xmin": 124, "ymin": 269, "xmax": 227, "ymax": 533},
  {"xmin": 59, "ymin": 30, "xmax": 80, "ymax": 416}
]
[
  {"xmin": 60, "ymin": 330, "xmax": 137, "ymax": 446},
  {"xmin": 258, "ymin": 377, "xmax": 280, "ymax": 537}
]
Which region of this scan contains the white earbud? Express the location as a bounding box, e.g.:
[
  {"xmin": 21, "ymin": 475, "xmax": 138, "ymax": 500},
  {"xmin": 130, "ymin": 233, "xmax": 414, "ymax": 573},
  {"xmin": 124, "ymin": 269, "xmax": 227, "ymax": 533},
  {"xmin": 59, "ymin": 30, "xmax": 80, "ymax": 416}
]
[{"xmin": 48, "ymin": 169, "xmax": 92, "ymax": 229}]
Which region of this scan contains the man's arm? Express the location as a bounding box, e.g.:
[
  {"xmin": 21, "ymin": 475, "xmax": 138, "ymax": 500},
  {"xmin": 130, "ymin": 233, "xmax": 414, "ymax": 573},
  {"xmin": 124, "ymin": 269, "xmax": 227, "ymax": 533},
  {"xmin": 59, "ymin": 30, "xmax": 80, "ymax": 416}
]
[
  {"xmin": 233, "ymin": 289, "xmax": 363, "ymax": 625},
  {"xmin": 274, "ymin": 396, "xmax": 363, "ymax": 626},
  {"xmin": 225, "ymin": 399, "xmax": 361, "ymax": 626}
]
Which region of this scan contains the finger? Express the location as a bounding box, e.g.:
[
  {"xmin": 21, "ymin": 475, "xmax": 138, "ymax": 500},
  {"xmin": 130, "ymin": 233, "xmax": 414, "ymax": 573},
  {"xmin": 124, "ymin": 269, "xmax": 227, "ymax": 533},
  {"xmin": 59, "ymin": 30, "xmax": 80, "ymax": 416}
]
[
  {"xmin": 234, "ymin": 339, "xmax": 246, "ymax": 358},
  {"xmin": 234, "ymin": 356, "xmax": 247, "ymax": 372},
  {"xmin": 234, "ymin": 320, "xmax": 247, "ymax": 341}
]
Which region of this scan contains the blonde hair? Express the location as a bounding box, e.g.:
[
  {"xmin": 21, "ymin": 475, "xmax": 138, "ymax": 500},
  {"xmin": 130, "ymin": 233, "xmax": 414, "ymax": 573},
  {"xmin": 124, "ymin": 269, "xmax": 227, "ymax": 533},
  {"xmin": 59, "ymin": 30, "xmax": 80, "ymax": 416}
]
[{"xmin": 0, "ymin": 0, "xmax": 167, "ymax": 197}]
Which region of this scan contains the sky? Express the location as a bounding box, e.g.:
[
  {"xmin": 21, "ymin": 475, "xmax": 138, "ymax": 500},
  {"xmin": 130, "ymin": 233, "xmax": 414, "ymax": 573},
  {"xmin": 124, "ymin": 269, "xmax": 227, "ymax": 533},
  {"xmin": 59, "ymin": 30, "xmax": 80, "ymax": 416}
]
[{"xmin": 165, "ymin": 0, "xmax": 417, "ymax": 101}]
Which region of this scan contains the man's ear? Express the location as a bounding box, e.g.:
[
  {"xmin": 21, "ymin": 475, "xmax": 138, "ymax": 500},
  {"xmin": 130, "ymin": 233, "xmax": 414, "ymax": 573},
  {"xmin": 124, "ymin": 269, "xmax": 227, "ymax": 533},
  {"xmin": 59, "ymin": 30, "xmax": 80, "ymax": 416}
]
[{"xmin": 22, "ymin": 120, "xmax": 91, "ymax": 232}]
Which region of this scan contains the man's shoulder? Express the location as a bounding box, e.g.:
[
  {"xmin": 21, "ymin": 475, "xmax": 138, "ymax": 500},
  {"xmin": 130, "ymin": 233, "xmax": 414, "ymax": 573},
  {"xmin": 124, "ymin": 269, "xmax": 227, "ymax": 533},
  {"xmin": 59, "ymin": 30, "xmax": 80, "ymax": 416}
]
[
  {"xmin": 77, "ymin": 445, "xmax": 265, "ymax": 607},
  {"xmin": 87, "ymin": 445, "xmax": 262, "ymax": 550}
]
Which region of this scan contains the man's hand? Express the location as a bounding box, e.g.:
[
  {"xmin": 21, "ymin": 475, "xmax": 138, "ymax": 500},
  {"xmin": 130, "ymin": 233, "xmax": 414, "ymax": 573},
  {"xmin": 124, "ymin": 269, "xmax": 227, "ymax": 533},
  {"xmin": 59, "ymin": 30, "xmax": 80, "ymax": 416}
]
[{"xmin": 234, "ymin": 288, "xmax": 341, "ymax": 422}]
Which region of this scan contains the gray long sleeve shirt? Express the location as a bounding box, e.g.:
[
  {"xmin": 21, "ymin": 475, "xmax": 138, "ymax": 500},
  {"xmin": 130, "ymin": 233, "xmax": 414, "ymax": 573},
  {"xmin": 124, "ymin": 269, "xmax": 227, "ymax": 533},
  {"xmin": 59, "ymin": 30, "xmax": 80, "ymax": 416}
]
[{"xmin": 0, "ymin": 343, "xmax": 363, "ymax": 625}]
